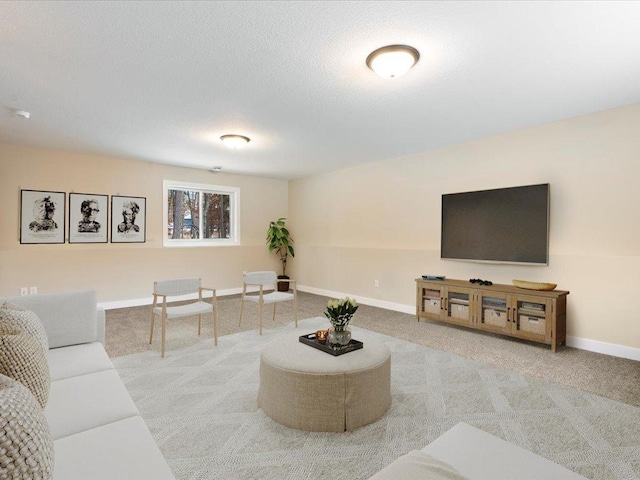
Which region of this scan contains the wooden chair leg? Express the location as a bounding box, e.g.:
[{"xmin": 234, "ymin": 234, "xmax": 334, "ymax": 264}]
[
  {"xmin": 238, "ymin": 298, "xmax": 245, "ymax": 326},
  {"xmin": 161, "ymin": 314, "xmax": 166, "ymax": 358},
  {"xmin": 292, "ymin": 288, "xmax": 298, "ymax": 328},
  {"xmin": 212, "ymin": 300, "xmax": 218, "ymax": 347},
  {"xmin": 197, "ymin": 314, "xmax": 202, "ymax": 335},
  {"xmin": 149, "ymin": 311, "xmax": 155, "ymax": 344}
]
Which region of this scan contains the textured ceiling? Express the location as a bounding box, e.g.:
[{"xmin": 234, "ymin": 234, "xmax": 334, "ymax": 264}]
[{"xmin": 1, "ymin": 1, "xmax": 640, "ymax": 180}]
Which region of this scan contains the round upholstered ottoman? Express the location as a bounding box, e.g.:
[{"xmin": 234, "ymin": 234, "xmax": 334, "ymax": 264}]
[{"xmin": 257, "ymin": 330, "xmax": 391, "ymax": 432}]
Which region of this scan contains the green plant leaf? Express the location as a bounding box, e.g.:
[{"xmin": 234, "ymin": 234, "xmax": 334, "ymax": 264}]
[{"xmin": 266, "ymin": 217, "xmax": 294, "ymax": 275}]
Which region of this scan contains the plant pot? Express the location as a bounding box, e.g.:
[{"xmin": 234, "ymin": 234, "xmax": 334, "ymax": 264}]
[
  {"xmin": 327, "ymin": 326, "xmax": 352, "ymax": 347},
  {"xmin": 277, "ymin": 275, "xmax": 290, "ymax": 292}
]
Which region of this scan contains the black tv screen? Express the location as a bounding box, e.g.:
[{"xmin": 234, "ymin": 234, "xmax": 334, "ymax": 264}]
[{"xmin": 441, "ymin": 184, "xmax": 549, "ymax": 265}]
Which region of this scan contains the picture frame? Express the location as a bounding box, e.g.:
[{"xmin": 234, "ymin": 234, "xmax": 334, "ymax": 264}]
[
  {"xmin": 111, "ymin": 195, "xmax": 146, "ymax": 243},
  {"xmin": 20, "ymin": 189, "xmax": 66, "ymax": 244},
  {"xmin": 68, "ymin": 193, "xmax": 109, "ymax": 244}
]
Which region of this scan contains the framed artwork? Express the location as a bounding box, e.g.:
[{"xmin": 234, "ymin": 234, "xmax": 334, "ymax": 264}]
[
  {"xmin": 68, "ymin": 193, "xmax": 108, "ymax": 244},
  {"xmin": 111, "ymin": 195, "xmax": 146, "ymax": 243},
  {"xmin": 20, "ymin": 189, "xmax": 66, "ymax": 244}
]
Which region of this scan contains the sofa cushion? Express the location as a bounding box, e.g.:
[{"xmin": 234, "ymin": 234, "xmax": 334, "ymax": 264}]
[
  {"xmin": 48, "ymin": 341, "xmax": 114, "ymax": 382},
  {"xmin": 422, "ymin": 422, "xmax": 587, "ymax": 480},
  {"xmin": 0, "ymin": 291, "xmax": 98, "ymax": 348},
  {"xmin": 53, "ymin": 416, "xmax": 175, "ymax": 480},
  {"xmin": 0, "ymin": 302, "xmax": 49, "ymax": 353},
  {"xmin": 368, "ymin": 451, "xmax": 470, "ymax": 480},
  {"xmin": 0, "ymin": 373, "xmax": 54, "ymax": 479},
  {"xmin": 0, "ymin": 324, "xmax": 50, "ymax": 407},
  {"xmin": 45, "ymin": 369, "xmax": 139, "ymax": 440}
]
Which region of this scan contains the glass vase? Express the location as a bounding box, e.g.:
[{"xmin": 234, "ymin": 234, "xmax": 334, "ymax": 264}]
[{"xmin": 328, "ymin": 325, "xmax": 352, "ymax": 347}]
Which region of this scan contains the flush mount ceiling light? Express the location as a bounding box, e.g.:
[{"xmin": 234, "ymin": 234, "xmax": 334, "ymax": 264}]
[
  {"xmin": 210, "ymin": 166, "xmax": 223, "ymax": 173},
  {"xmin": 220, "ymin": 134, "xmax": 250, "ymax": 149},
  {"xmin": 366, "ymin": 45, "xmax": 420, "ymax": 79},
  {"xmin": 11, "ymin": 109, "xmax": 31, "ymax": 119}
]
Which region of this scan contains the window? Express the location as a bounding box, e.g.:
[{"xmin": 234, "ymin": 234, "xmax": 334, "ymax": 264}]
[{"xmin": 163, "ymin": 180, "xmax": 240, "ymax": 247}]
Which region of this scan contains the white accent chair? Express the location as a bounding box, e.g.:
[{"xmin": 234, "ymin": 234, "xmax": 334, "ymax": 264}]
[
  {"xmin": 238, "ymin": 271, "xmax": 298, "ymax": 335},
  {"xmin": 149, "ymin": 278, "xmax": 218, "ymax": 357}
]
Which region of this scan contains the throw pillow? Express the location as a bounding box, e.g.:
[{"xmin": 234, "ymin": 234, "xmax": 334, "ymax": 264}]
[
  {"xmin": 0, "ymin": 373, "xmax": 54, "ymax": 480},
  {"xmin": 0, "ymin": 324, "xmax": 51, "ymax": 408},
  {"xmin": 0, "ymin": 302, "xmax": 49, "ymax": 354}
]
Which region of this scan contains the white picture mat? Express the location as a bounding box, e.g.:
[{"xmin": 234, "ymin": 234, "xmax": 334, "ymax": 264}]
[
  {"xmin": 20, "ymin": 189, "xmax": 66, "ymax": 244},
  {"xmin": 68, "ymin": 193, "xmax": 109, "ymax": 243},
  {"xmin": 111, "ymin": 195, "xmax": 146, "ymax": 243}
]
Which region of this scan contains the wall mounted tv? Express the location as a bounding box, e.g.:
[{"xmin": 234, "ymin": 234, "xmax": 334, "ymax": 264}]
[{"xmin": 441, "ymin": 183, "xmax": 549, "ymax": 265}]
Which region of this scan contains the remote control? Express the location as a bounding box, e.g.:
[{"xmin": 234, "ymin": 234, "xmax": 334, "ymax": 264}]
[{"xmin": 422, "ymin": 275, "xmax": 446, "ymax": 280}]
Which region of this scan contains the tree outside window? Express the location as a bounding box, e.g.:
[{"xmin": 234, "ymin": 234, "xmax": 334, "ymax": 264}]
[{"xmin": 164, "ymin": 181, "xmax": 239, "ymax": 246}]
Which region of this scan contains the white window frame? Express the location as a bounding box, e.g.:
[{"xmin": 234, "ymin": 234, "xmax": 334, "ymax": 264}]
[{"xmin": 163, "ymin": 180, "xmax": 240, "ymax": 247}]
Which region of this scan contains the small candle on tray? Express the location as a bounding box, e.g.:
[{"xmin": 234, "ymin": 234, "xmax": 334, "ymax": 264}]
[{"xmin": 316, "ymin": 329, "xmax": 328, "ymax": 343}]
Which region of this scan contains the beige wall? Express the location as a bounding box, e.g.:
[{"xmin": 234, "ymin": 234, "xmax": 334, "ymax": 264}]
[
  {"xmin": 2, "ymin": 105, "xmax": 639, "ymax": 353},
  {"xmin": 0, "ymin": 144, "xmax": 288, "ymax": 302},
  {"xmin": 289, "ymin": 104, "xmax": 640, "ymax": 351}
]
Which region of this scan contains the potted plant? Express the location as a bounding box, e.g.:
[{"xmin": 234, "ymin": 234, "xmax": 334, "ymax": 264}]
[
  {"xmin": 324, "ymin": 297, "xmax": 358, "ymax": 346},
  {"xmin": 266, "ymin": 217, "xmax": 295, "ymax": 292}
]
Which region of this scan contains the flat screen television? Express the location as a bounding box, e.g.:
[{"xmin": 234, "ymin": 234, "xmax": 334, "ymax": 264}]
[{"xmin": 441, "ymin": 183, "xmax": 549, "ymax": 265}]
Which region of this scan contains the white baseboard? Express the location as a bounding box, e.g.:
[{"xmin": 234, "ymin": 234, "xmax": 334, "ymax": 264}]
[
  {"xmin": 566, "ymin": 336, "xmax": 640, "ymax": 362},
  {"xmin": 297, "ymin": 285, "xmax": 416, "ymax": 315},
  {"xmin": 100, "ymin": 284, "xmax": 640, "ymax": 362},
  {"xmin": 98, "ymin": 287, "xmax": 243, "ymax": 310}
]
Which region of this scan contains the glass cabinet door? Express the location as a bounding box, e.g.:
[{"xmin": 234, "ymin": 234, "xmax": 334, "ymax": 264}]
[
  {"xmin": 477, "ymin": 292, "xmax": 511, "ymax": 334},
  {"xmin": 512, "ymin": 296, "xmax": 551, "ymax": 342},
  {"xmin": 444, "ymin": 287, "xmax": 472, "ymax": 326},
  {"xmin": 418, "ymin": 285, "xmax": 443, "ymax": 319}
]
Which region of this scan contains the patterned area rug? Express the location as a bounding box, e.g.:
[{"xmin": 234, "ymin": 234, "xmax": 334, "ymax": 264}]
[{"xmin": 112, "ymin": 318, "xmax": 640, "ymax": 480}]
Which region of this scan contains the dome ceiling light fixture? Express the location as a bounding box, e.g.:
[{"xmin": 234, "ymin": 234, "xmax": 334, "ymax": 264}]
[
  {"xmin": 366, "ymin": 45, "xmax": 420, "ymax": 79},
  {"xmin": 220, "ymin": 134, "xmax": 250, "ymax": 149},
  {"xmin": 11, "ymin": 109, "xmax": 31, "ymax": 119}
]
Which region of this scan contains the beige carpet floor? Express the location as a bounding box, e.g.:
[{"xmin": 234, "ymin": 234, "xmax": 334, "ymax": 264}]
[
  {"xmin": 105, "ymin": 291, "xmax": 640, "ymax": 407},
  {"xmin": 112, "ymin": 317, "xmax": 640, "ymax": 480}
]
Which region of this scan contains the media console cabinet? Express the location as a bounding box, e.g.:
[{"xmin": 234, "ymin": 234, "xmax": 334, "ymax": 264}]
[{"xmin": 416, "ymin": 278, "xmax": 569, "ymax": 352}]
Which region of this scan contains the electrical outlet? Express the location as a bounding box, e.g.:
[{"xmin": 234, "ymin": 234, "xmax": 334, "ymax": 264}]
[
  {"xmin": 374, "ymin": 279, "xmax": 379, "ymax": 288},
  {"xmin": 20, "ymin": 287, "xmax": 28, "ymax": 296},
  {"xmin": 29, "ymin": 286, "xmax": 37, "ymax": 295}
]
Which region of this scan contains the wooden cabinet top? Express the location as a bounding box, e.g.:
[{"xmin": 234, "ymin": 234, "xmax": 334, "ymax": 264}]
[{"xmin": 416, "ymin": 278, "xmax": 569, "ymax": 297}]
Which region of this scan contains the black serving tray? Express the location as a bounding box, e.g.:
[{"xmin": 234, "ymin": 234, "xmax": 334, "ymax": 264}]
[{"xmin": 299, "ymin": 333, "xmax": 364, "ymax": 356}]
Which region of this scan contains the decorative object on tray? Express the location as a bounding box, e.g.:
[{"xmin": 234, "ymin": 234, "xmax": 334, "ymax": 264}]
[
  {"xmin": 315, "ymin": 329, "xmax": 328, "ymax": 344},
  {"xmin": 328, "ymin": 326, "xmax": 352, "ymax": 347},
  {"xmin": 512, "ymin": 279, "xmax": 557, "ymax": 291},
  {"xmin": 299, "ymin": 333, "xmax": 363, "ymax": 356},
  {"xmin": 324, "ymin": 297, "xmax": 358, "ymax": 347}
]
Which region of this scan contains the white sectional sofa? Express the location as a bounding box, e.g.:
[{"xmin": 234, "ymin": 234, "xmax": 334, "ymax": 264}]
[
  {"xmin": 369, "ymin": 422, "xmax": 587, "ymax": 480},
  {"xmin": 1, "ymin": 290, "xmax": 174, "ymax": 480}
]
